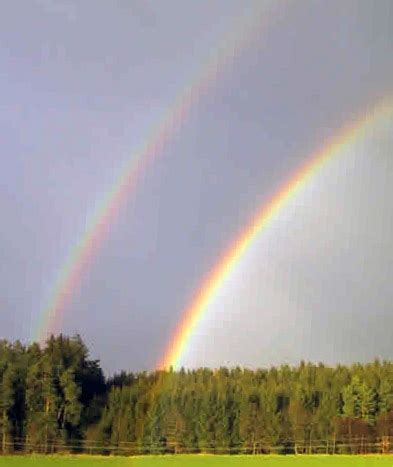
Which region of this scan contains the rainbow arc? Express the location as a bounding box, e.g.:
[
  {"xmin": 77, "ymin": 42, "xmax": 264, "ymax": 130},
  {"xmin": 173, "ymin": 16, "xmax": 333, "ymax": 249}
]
[
  {"xmin": 158, "ymin": 97, "xmax": 393, "ymax": 370},
  {"xmin": 34, "ymin": 2, "xmax": 278, "ymax": 344}
]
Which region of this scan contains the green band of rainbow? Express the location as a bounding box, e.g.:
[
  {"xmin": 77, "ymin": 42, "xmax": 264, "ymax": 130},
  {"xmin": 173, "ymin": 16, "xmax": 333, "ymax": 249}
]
[{"xmin": 158, "ymin": 96, "xmax": 393, "ymax": 370}]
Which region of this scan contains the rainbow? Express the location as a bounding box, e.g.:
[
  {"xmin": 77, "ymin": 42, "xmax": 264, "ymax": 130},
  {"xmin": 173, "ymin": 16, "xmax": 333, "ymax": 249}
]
[
  {"xmin": 158, "ymin": 96, "xmax": 393, "ymax": 370},
  {"xmin": 34, "ymin": 2, "xmax": 278, "ymax": 344}
]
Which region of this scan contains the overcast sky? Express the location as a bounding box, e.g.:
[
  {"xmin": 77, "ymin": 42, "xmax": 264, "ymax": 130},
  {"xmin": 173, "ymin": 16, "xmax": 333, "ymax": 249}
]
[{"xmin": 1, "ymin": 0, "xmax": 392, "ymax": 373}]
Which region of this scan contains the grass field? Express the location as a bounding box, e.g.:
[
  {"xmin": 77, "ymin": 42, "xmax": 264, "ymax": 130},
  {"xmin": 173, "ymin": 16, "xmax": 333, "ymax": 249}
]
[{"xmin": 0, "ymin": 456, "xmax": 392, "ymax": 467}]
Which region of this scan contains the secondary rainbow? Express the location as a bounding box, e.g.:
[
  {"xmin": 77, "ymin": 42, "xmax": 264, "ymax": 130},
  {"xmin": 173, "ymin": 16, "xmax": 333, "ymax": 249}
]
[
  {"xmin": 159, "ymin": 96, "xmax": 393, "ymax": 370},
  {"xmin": 34, "ymin": 2, "xmax": 279, "ymax": 344}
]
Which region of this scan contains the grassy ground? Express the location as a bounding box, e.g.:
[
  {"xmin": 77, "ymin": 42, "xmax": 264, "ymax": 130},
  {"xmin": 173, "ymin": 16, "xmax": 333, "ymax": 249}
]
[{"xmin": 0, "ymin": 456, "xmax": 392, "ymax": 467}]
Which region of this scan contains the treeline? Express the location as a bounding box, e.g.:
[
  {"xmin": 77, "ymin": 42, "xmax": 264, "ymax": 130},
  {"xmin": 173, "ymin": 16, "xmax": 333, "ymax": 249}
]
[{"xmin": 1, "ymin": 335, "xmax": 393, "ymax": 455}]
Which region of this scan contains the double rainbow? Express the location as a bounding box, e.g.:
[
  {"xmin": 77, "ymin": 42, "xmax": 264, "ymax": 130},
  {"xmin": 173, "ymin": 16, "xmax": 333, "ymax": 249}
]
[{"xmin": 32, "ymin": 3, "xmax": 393, "ymax": 369}]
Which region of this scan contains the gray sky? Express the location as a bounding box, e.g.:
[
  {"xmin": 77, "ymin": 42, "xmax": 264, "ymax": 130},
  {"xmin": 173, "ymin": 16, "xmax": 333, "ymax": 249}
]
[{"xmin": 1, "ymin": 0, "xmax": 392, "ymax": 373}]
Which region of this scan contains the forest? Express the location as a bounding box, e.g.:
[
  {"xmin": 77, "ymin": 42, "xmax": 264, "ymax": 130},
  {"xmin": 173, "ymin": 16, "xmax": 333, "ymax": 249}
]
[{"xmin": 0, "ymin": 334, "xmax": 392, "ymax": 455}]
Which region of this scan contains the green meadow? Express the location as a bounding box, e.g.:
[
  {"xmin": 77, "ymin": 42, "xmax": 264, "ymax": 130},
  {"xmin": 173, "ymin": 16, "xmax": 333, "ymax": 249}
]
[{"xmin": 0, "ymin": 456, "xmax": 392, "ymax": 467}]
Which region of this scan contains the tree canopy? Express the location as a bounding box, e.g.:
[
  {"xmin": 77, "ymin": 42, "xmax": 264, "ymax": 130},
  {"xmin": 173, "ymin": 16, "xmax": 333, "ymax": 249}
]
[{"xmin": 0, "ymin": 335, "xmax": 392, "ymax": 455}]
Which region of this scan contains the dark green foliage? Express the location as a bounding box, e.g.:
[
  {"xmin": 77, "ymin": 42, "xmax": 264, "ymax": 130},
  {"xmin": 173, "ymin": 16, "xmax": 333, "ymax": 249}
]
[
  {"xmin": 0, "ymin": 336, "xmax": 393, "ymax": 455},
  {"xmin": 0, "ymin": 336, "xmax": 105, "ymax": 454}
]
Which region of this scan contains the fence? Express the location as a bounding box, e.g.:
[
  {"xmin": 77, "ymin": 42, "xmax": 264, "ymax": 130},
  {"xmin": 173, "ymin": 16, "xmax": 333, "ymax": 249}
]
[{"xmin": 1, "ymin": 436, "xmax": 393, "ymax": 456}]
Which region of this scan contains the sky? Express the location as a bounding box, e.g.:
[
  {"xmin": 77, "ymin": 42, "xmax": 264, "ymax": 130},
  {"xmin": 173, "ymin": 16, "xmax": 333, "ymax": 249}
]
[{"xmin": 1, "ymin": 0, "xmax": 393, "ymax": 373}]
